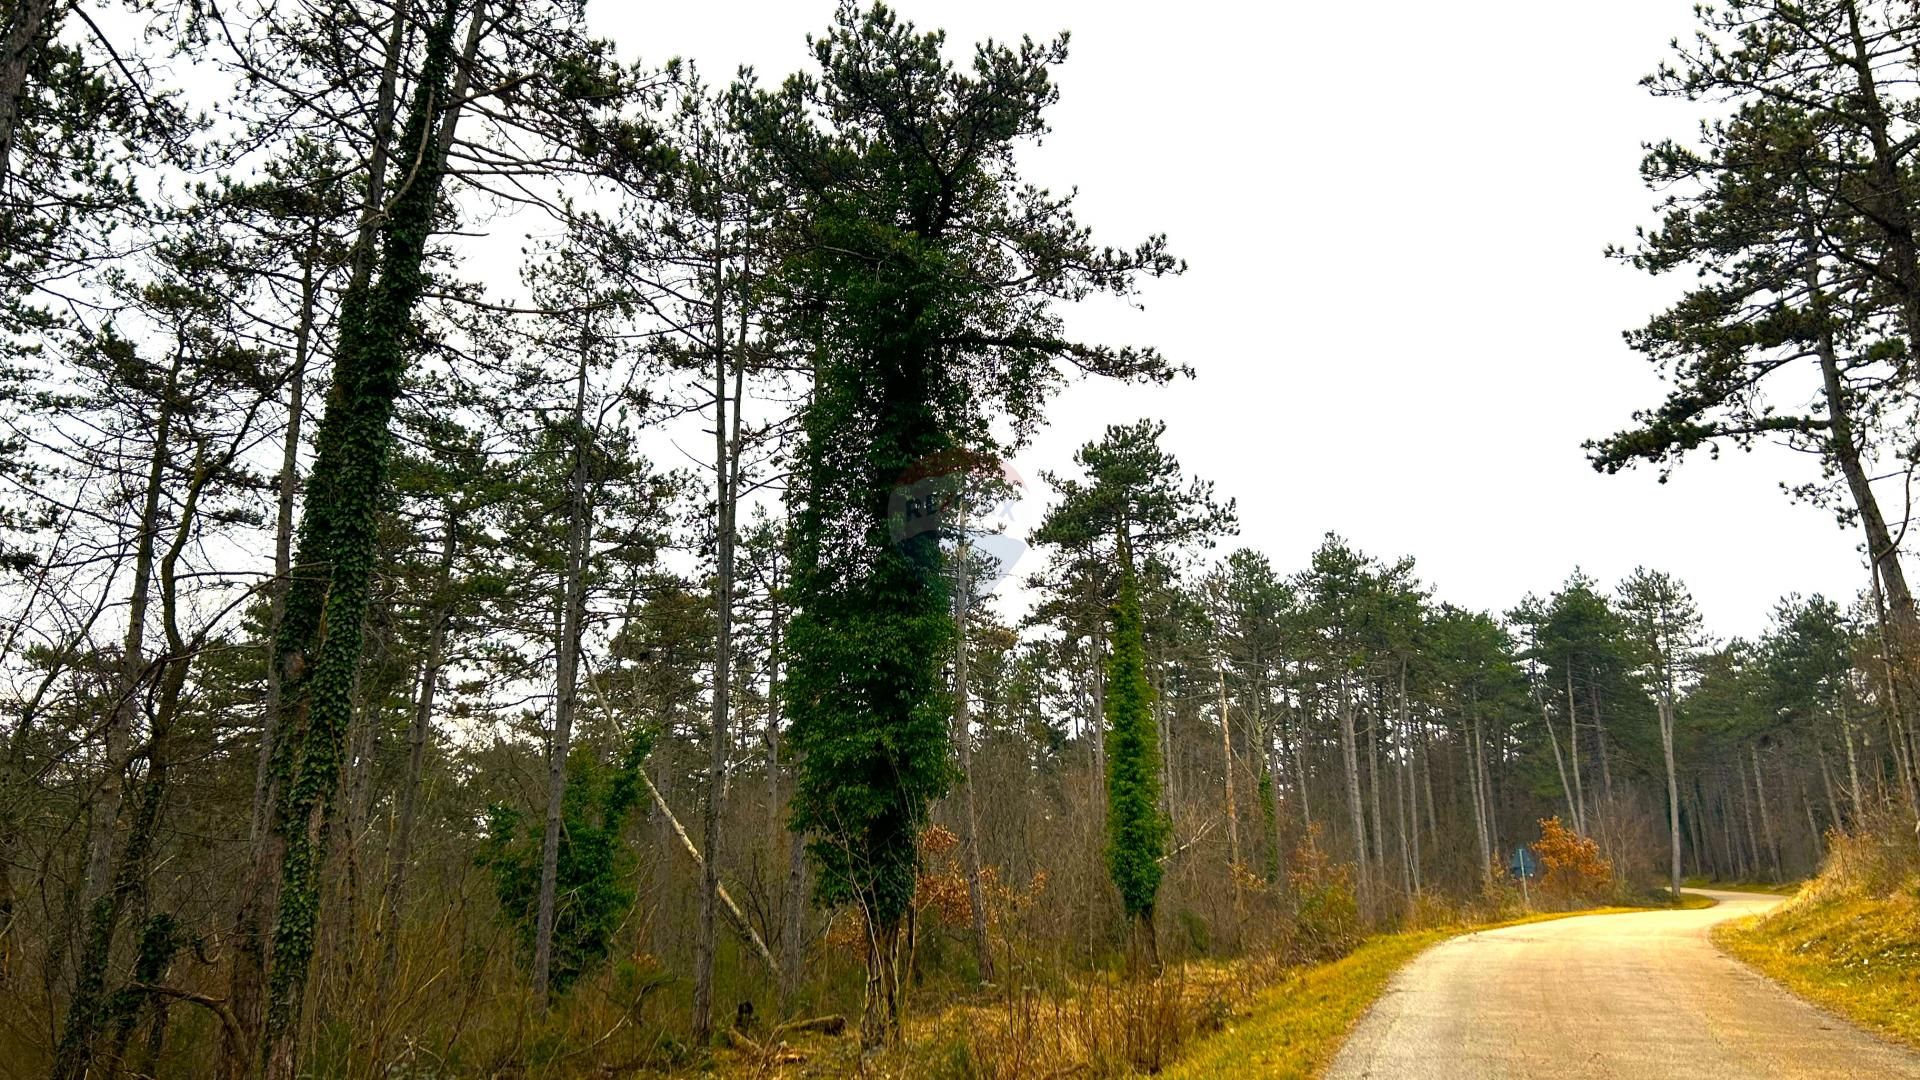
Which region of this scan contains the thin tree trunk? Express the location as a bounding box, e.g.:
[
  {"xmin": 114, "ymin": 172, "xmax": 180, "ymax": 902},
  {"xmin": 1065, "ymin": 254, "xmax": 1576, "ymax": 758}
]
[
  {"xmin": 1750, "ymin": 748, "xmax": 1782, "ymax": 881},
  {"xmin": 952, "ymin": 542, "xmax": 994, "ymax": 982},
  {"xmin": 1366, "ymin": 684, "xmax": 1386, "ymax": 876},
  {"xmin": 1809, "ymin": 231, "xmax": 1920, "ymax": 773},
  {"xmin": 1728, "ymin": 780, "xmax": 1758, "ymax": 883},
  {"xmin": 1685, "ymin": 782, "xmax": 1708, "ymax": 879},
  {"xmin": 1538, "ymin": 686, "xmax": 1577, "ymax": 829},
  {"xmin": 1398, "ymin": 665, "xmax": 1420, "ymax": 894},
  {"xmin": 692, "ymin": 212, "xmax": 736, "ymax": 1042},
  {"xmin": 378, "ymin": 518, "xmax": 456, "ymax": 986},
  {"xmin": 1467, "ymin": 689, "xmax": 1491, "ymax": 883},
  {"xmin": 1564, "ymin": 666, "xmax": 1585, "ymax": 833},
  {"xmin": 1659, "ymin": 693, "xmax": 1682, "ymax": 901},
  {"xmin": 56, "ymin": 447, "xmax": 215, "ymax": 1079},
  {"xmin": 1417, "ymin": 712, "xmax": 1438, "ymax": 844},
  {"xmin": 634, "ymin": 768, "xmax": 778, "ymax": 976},
  {"xmin": 1818, "ymin": 743, "xmax": 1844, "ymax": 834},
  {"xmin": 532, "ymin": 326, "xmax": 595, "ymax": 1009},
  {"xmin": 1477, "ymin": 698, "xmax": 1502, "ymax": 869},
  {"xmin": 1591, "ymin": 666, "xmax": 1614, "ymax": 804},
  {"xmin": 1291, "ymin": 689, "xmax": 1312, "ymax": 835},
  {"xmin": 1840, "ymin": 694, "xmax": 1865, "ymax": 823},
  {"xmin": 1337, "ymin": 679, "xmax": 1369, "ymax": 910},
  {"xmin": 1219, "ymin": 666, "xmax": 1240, "ymax": 873},
  {"xmin": 1803, "ymin": 787, "xmax": 1824, "ymax": 866},
  {"xmin": 227, "ymin": 161, "xmax": 330, "ymax": 1080},
  {"xmin": 82, "ymin": 351, "xmax": 180, "ymax": 915}
]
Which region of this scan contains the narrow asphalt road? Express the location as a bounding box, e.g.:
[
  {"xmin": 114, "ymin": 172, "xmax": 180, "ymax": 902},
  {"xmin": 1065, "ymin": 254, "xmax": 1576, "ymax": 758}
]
[{"xmin": 1327, "ymin": 889, "xmax": 1920, "ymax": 1079}]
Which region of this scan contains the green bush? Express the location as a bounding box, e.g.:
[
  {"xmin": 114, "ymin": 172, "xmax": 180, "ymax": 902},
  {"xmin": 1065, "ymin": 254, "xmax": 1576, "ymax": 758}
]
[{"xmin": 476, "ymin": 731, "xmax": 651, "ymax": 995}]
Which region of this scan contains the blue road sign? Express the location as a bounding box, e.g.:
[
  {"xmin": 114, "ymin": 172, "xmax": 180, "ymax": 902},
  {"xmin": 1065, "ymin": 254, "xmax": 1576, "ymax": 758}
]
[{"xmin": 1508, "ymin": 845, "xmax": 1541, "ymax": 881}]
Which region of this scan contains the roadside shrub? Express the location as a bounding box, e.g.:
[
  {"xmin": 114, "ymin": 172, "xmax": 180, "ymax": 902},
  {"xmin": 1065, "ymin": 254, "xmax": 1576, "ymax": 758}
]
[
  {"xmin": 1535, "ymin": 816, "xmax": 1613, "ymax": 908},
  {"xmin": 1812, "ymin": 800, "xmax": 1919, "ymax": 901},
  {"xmin": 1287, "ymin": 828, "xmax": 1359, "ymax": 962}
]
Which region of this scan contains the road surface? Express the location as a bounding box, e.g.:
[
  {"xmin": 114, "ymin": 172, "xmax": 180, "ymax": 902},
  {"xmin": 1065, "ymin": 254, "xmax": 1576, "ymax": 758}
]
[{"xmin": 1327, "ymin": 889, "xmax": 1920, "ymax": 1079}]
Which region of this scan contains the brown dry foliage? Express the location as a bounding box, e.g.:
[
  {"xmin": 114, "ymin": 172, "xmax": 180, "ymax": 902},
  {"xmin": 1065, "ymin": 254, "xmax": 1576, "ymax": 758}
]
[{"xmin": 1535, "ymin": 816, "xmax": 1613, "ymax": 906}]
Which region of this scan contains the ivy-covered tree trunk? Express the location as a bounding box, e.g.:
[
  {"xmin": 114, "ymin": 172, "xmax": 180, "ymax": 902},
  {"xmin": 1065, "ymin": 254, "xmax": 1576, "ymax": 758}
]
[
  {"xmin": 257, "ymin": 5, "xmax": 471, "ymax": 1075},
  {"xmin": 785, "ymin": 370, "xmax": 955, "ymax": 1048},
  {"xmin": 1105, "ymin": 563, "xmax": 1164, "ymax": 972}
]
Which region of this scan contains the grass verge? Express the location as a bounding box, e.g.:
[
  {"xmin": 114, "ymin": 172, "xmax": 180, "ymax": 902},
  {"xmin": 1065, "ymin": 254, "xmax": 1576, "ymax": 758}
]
[
  {"xmin": 1651, "ymin": 888, "xmax": 1718, "ymax": 909},
  {"xmin": 1682, "ymin": 876, "xmax": 1803, "ymax": 896},
  {"xmin": 1163, "ymin": 906, "xmax": 1638, "ymax": 1080},
  {"xmin": 1716, "ymin": 887, "xmax": 1920, "ymax": 1050}
]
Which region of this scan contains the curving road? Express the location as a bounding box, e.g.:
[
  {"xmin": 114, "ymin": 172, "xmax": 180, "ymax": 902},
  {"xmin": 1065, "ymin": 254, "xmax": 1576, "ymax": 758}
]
[{"xmin": 1328, "ymin": 889, "xmax": 1920, "ymax": 1079}]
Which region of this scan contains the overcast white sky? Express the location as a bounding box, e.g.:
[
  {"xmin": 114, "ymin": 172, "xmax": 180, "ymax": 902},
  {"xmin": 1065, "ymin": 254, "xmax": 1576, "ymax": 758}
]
[{"xmin": 590, "ymin": 0, "xmax": 1881, "ymax": 638}]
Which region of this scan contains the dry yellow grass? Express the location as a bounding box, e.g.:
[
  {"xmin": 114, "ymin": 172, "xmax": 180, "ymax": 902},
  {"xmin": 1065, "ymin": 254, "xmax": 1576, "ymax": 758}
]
[
  {"xmin": 1162, "ymin": 907, "xmax": 1640, "ymax": 1080},
  {"xmin": 1717, "ymin": 885, "xmax": 1920, "ymax": 1050}
]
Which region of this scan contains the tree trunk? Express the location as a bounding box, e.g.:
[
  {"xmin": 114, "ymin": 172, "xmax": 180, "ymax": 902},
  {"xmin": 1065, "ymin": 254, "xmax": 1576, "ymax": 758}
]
[
  {"xmin": 56, "ymin": 449, "xmax": 211, "ymax": 1080},
  {"xmin": 1564, "ymin": 666, "xmax": 1586, "ymax": 833},
  {"xmin": 0, "ymin": 0, "xmax": 58, "ymax": 198},
  {"xmin": 1417, "ymin": 712, "xmax": 1438, "ymax": 844},
  {"xmin": 50, "ymin": 654, "xmax": 188, "ymax": 1080},
  {"xmin": 1479, "ymin": 710, "xmax": 1501, "ymax": 866},
  {"xmin": 1366, "ymin": 684, "xmax": 1386, "ymax": 878},
  {"xmin": 1817, "ymin": 743, "xmax": 1844, "ymax": 834},
  {"xmin": 378, "ymin": 518, "xmax": 456, "ymax": 987},
  {"xmin": 260, "ymin": 7, "xmax": 478, "ymax": 1074},
  {"xmin": 1728, "ymin": 780, "xmax": 1758, "ymax": 883},
  {"xmin": 1337, "ymin": 680, "xmax": 1369, "ymax": 910},
  {"xmin": 1467, "ymin": 689, "xmax": 1491, "ymax": 883},
  {"xmin": 1218, "ymin": 666, "xmax": 1240, "ymax": 876},
  {"xmin": 1659, "ymin": 694, "xmax": 1682, "ymax": 901},
  {"xmin": 952, "ymin": 541, "xmax": 995, "ymax": 982},
  {"xmin": 1590, "ymin": 666, "xmax": 1614, "ymax": 804},
  {"xmin": 226, "ymin": 151, "xmax": 330, "ymax": 1080},
  {"xmin": 1751, "ymin": 746, "xmax": 1782, "ymax": 881},
  {"xmin": 1538, "ymin": 687, "xmax": 1577, "ymax": 830},
  {"xmin": 1809, "ymin": 233, "xmax": 1920, "ymax": 778},
  {"xmin": 1840, "ymin": 694, "xmax": 1865, "ymax": 824},
  {"xmin": 81, "ymin": 350, "xmax": 183, "ymax": 932},
  {"xmin": 693, "ymin": 217, "xmax": 737, "ymax": 1042},
  {"xmin": 1290, "ymin": 687, "xmax": 1311, "ymax": 835},
  {"xmin": 533, "ymin": 325, "xmax": 595, "ymax": 1010},
  {"xmin": 780, "ymin": 824, "xmax": 807, "ymax": 1010},
  {"xmin": 1397, "ymin": 665, "xmax": 1419, "ymax": 895},
  {"xmin": 859, "ymin": 917, "xmax": 904, "ymax": 1050}
]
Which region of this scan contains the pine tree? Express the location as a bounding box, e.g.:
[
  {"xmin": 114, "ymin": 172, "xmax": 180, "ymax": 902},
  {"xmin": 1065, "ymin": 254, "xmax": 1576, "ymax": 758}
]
[
  {"xmin": 1033, "ymin": 419, "xmax": 1233, "ymax": 964},
  {"xmin": 745, "ymin": 4, "xmax": 1178, "ymax": 1046},
  {"xmin": 1104, "ymin": 565, "xmax": 1165, "ymax": 969}
]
